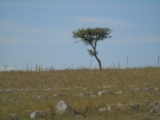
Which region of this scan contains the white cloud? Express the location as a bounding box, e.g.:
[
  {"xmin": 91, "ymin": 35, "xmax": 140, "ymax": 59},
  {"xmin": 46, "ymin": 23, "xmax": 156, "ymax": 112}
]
[
  {"xmin": 0, "ymin": 1, "xmax": 68, "ymax": 9},
  {"xmin": 0, "ymin": 21, "xmax": 52, "ymax": 35},
  {"xmin": 128, "ymin": 36, "xmax": 160, "ymax": 42},
  {"xmin": 106, "ymin": 35, "xmax": 160, "ymax": 45},
  {"xmin": 0, "ymin": 21, "xmax": 70, "ymax": 44},
  {"xmin": 74, "ymin": 17, "xmax": 160, "ymax": 44},
  {"xmin": 75, "ymin": 17, "xmax": 138, "ymax": 28}
]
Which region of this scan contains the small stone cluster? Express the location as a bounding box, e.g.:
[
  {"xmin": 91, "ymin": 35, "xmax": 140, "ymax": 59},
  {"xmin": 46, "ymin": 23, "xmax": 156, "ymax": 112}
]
[
  {"xmin": 1, "ymin": 85, "xmax": 159, "ymax": 119},
  {"xmin": 27, "ymin": 100, "xmax": 160, "ymax": 119}
]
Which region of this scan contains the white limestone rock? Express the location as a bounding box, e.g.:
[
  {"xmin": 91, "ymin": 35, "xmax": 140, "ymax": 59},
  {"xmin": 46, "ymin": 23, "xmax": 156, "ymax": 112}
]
[
  {"xmin": 155, "ymin": 88, "xmax": 159, "ymax": 91},
  {"xmin": 78, "ymin": 92, "xmax": 92, "ymax": 97},
  {"xmin": 56, "ymin": 100, "xmax": 70, "ymax": 114},
  {"xmin": 127, "ymin": 103, "xmax": 140, "ymax": 109},
  {"xmin": 90, "ymin": 95, "xmax": 96, "ymax": 98},
  {"xmin": 106, "ymin": 104, "xmax": 112, "ymax": 111},
  {"xmin": 30, "ymin": 111, "xmax": 43, "ymax": 119},
  {"xmin": 46, "ymin": 88, "xmax": 54, "ymax": 91},
  {"xmin": 115, "ymin": 91, "xmax": 122, "ymax": 94},
  {"xmin": 151, "ymin": 104, "xmax": 160, "ymax": 113},
  {"xmin": 144, "ymin": 88, "xmax": 154, "ymax": 92},
  {"xmin": 98, "ymin": 107, "xmax": 107, "ymax": 113},
  {"xmin": 9, "ymin": 113, "xmax": 19, "ymax": 120},
  {"xmin": 36, "ymin": 95, "xmax": 46, "ymax": 99},
  {"xmin": 5, "ymin": 89, "xmax": 14, "ymax": 92},
  {"xmin": 117, "ymin": 103, "xmax": 124, "ymax": 109},
  {"xmin": 103, "ymin": 85, "xmax": 115, "ymax": 89},
  {"xmin": 131, "ymin": 88, "xmax": 140, "ymax": 92},
  {"xmin": 98, "ymin": 91, "xmax": 107, "ymax": 97},
  {"xmin": 0, "ymin": 90, "xmax": 5, "ymax": 93}
]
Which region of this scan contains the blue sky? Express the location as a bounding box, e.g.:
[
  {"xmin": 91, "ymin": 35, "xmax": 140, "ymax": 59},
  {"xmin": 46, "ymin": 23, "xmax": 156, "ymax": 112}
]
[{"xmin": 0, "ymin": 0, "xmax": 160, "ymax": 70}]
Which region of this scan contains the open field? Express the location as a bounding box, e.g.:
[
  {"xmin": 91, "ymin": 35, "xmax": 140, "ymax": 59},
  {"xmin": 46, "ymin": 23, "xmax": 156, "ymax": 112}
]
[{"xmin": 0, "ymin": 67, "xmax": 160, "ymax": 120}]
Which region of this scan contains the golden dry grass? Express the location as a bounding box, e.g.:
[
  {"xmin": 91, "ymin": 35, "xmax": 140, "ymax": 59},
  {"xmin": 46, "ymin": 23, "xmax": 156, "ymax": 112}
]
[{"xmin": 0, "ymin": 67, "xmax": 160, "ymax": 119}]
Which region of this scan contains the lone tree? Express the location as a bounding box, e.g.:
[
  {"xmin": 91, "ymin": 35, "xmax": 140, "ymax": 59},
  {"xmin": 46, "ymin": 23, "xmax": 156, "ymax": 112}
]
[{"xmin": 73, "ymin": 27, "xmax": 112, "ymax": 69}]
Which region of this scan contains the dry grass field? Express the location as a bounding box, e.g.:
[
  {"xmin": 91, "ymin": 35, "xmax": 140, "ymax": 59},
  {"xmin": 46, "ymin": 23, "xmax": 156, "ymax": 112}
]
[{"xmin": 0, "ymin": 67, "xmax": 160, "ymax": 120}]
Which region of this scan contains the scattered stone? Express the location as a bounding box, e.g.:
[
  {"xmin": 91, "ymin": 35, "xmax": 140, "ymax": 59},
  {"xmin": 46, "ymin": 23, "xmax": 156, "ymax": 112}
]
[
  {"xmin": 155, "ymin": 88, "xmax": 158, "ymax": 91},
  {"xmin": 30, "ymin": 111, "xmax": 43, "ymax": 119},
  {"xmin": 54, "ymin": 94, "xmax": 59, "ymax": 97},
  {"xmin": 77, "ymin": 93, "xmax": 84, "ymax": 97},
  {"xmin": 46, "ymin": 88, "xmax": 54, "ymax": 91},
  {"xmin": 127, "ymin": 103, "xmax": 140, "ymax": 109},
  {"xmin": 151, "ymin": 104, "xmax": 160, "ymax": 113},
  {"xmin": 131, "ymin": 88, "xmax": 140, "ymax": 91},
  {"xmin": 9, "ymin": 113, "xmax": 19, "ymax": 120},
  {"xmin": 106, "ymin": 104, "xmax": 112, "ymax": 111},
  {"xmin": 103, "ymin": 85, "xmax": 115, "ymax": 89},
  {"xmin": 6, "ymin": 97, "xmax": 12, "ymax": 101},
  {"xmin": 143, "ymin": 117, "xmax": 152, "ymax": 120},
  {"xmin": 59, "ymin": 87, "xmax": 70, "ymax": 90},
  {"xmin": 83, "ymin": 92, "xmax": 92, "ymax": 96},
  {"xmin": 150, "ymin": 109, "xmax": 157, "ymax": 113},
  {"xmin": 56, "ymin": 100, "xmax": 70, "ymax": 114},
  {"xmin": 78, "ymin": 92, "xmax": 92, "ymax": 97},
  {"xmin": 156, "ymin": 104, "xmax": 160, "ymax": 110},
  {"xmin": 117, "ymin": 103, "xmax": 124, "ymax": 109},
  {"xmin": 144, "ymin": 88, "xmax": 154, "ymax": 92},
  {"xmin": 98, "ymin": 91, "xmax": 107, "ymax": 97},
  {"xmin": 37, "ymin": 95, "xmax": 47, "ymax": 99},
  {"xmin": 47, "ymin": 108, "xmax": 52, "ymax": 111},
  {"xmin": 15, "ymin": 88, "xmax": 28, "ymax": 92},
  {"xmin": 90, "ymin": 95, "xmax": 96, "ymax": 98},
  {"xmin": 0, "ymin": 90, "xmax": 5, "ymax": 93},
  {"xmin": 74, "ymin": 114, "xmax": 85, "ymax": 118},
  {"xmin": 26, "ymin": 109, "xmax": 32, "ymax": 113},
  {"xmin": 115, "ymin": 91, "xmax": 122, "ymax": 94},
  {"xmin": 145, "ymin": 101, "xmax": 152, "ymax": 106},
  {"xmin": 54, "ymin": 93, "xmax": 68, "ymax": 97},
  {"xmin": 98, "ymin": 107, "xmax": 107, "ymax": 113},
  {"xmin": 5, "ymin": 89, "xmax": 14, "ymax": 92},
  {"xmin": 30, "ymin": 88, "xmax": 40, "ymax": 91},
  {"xmin": 150, "ymin": 101, "xmax": 159, "ymax": 106},
  {"xmin": 84, "ymin": 87, "xmax": 87, "ymax": 90}
]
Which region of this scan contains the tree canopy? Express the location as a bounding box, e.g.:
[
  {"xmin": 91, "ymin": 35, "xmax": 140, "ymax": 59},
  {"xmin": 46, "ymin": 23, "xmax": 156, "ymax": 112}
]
[{"xmin": 73, "ymin": 27, "xmax": 111, "ymax": 44}]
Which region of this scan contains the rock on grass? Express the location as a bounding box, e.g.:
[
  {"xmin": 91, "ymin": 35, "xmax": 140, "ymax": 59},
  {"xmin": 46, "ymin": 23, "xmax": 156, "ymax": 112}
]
[
  {"xmin": 56, "ymin": 100, "xmax": 73, "ymax": 114},
  {"xmin": 30, "ymin": 111, "xmax": 43, "ymax": 119}
]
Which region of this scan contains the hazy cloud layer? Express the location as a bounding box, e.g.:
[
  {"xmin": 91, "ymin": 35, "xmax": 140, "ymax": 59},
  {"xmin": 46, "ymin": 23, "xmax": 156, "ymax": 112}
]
[
  {"xmin": 0, "ymin": 21, "xmax": 70, "ymax": 44},
  {"xmin": 75, "ymin": 17, "xmax": 138, "ymax": 28}
]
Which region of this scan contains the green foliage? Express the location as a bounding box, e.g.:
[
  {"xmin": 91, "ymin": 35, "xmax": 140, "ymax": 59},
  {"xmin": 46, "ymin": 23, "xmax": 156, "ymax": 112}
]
[
  {"xmin": 73, "ymin": 27, "xmax": 112, "ymax": 45},
  {"xmin": 87, "ymin": 49, "xmax": 98, "ymax": 57}
]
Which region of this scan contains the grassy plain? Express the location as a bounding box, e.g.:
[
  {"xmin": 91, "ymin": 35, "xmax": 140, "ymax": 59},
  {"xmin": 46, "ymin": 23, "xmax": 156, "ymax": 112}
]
[{"xmin": 0, "ymin": 67, "xmax": 160, "ymax": 120}]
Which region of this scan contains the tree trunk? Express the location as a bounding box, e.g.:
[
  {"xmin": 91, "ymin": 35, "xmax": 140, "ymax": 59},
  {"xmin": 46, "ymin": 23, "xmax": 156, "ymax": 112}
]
[
  {"xmin": 93, "ymin": 46, "xmax": 102, "ymax": 70},
  {"xmin": 90, "ymin": 42, "xmax": 102, "ymax": 70},
  {"xmin": 94, "ymin": 54, "xmax": 102, "ymax": 70}
]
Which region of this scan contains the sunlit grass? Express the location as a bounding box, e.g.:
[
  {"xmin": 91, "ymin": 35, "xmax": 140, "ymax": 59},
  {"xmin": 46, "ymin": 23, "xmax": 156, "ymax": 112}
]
[{"xmin": 0, "ymin": 67, "xmax": 160, "ymax": 119}]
